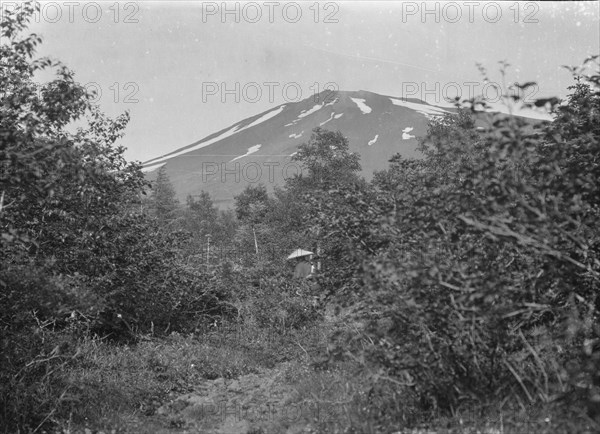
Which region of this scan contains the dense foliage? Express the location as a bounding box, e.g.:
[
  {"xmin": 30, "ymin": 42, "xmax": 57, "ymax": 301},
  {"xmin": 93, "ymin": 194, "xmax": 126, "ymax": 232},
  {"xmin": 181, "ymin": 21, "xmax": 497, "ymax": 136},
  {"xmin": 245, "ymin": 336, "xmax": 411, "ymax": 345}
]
[
  {"xmin": 311, "ymin": 60, "xmax": 600, "ymax": 425},
  {"xmin": 0, "ymin": 5, "xmax": 230, "ymax": 431},
  {"xmin": 2, "ymin": 3, "xmax": 598, "ymax": 432}
]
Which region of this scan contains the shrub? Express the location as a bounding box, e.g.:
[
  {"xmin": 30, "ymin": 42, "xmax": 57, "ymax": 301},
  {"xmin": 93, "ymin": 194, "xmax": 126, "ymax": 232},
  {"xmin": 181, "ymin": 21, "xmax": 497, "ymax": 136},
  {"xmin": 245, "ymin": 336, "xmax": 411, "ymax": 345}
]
[{"xmin": 314, "ymin": 60, "xmax": 599, "ymax": 427}]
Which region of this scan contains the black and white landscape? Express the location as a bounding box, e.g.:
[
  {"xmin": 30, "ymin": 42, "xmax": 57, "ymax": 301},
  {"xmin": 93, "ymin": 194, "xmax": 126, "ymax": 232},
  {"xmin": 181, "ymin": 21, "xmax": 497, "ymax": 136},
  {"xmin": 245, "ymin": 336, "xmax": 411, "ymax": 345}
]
[
  {"xmin": 1, "ymin": 2, "xmax": 599, "ymax": 433},
  {"xmin": 142, "ymin": 90, "xmax": 457, "ymax": 206}
]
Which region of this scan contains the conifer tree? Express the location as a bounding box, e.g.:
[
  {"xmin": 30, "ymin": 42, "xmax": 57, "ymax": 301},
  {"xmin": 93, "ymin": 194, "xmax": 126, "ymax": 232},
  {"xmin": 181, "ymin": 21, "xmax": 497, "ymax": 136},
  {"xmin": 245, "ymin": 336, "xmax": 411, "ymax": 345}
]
[{"xmin": 152, "ymin": 166, "xmax": 178, "ymax": 223}]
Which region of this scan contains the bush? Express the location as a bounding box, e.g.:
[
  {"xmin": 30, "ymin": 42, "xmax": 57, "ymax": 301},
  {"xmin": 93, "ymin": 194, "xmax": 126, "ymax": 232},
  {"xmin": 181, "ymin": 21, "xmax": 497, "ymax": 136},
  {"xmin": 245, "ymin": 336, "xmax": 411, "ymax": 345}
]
[
  {"xmin": 0, "ymin": 5, "xmax": 236, "ymax": 430},
  {"xmin": 235, "ymin": 274, "xmax": 322, "ymax": 333},
  {"xmin": 314, "ymin": 60, "xmax": 600, "ymax": 427}
]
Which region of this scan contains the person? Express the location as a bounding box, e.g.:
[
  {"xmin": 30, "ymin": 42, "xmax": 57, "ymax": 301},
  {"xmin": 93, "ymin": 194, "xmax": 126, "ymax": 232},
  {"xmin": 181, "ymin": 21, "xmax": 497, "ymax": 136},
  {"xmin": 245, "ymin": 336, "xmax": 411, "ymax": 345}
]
[{"xmin": 293, "ymin": 256, "xmax": 312, "ymax": 279}]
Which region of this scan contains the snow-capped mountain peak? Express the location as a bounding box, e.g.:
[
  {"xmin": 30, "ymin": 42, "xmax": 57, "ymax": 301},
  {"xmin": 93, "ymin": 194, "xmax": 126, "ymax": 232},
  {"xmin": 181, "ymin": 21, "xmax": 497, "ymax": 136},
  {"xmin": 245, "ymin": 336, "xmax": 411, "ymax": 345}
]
[{"xmin": 141, "ymin": 89, "xmax": 541, "ymax": 208}]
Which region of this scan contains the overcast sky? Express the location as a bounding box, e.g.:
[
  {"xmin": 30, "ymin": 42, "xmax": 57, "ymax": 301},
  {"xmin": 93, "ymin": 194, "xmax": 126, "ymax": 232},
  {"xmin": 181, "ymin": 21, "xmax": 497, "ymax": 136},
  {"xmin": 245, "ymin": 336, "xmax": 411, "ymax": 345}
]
[{"xmin": 21, "ymin": 1, "xmax": 600, "ymax": 162}]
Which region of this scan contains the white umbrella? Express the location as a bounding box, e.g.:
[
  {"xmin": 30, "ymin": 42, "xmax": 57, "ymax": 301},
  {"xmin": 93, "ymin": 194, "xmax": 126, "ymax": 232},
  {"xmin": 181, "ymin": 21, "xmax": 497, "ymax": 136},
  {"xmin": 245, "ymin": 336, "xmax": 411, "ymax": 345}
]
[{"xmin": 287, "ymin": 249, "xmax": 314, "ymax": 260}]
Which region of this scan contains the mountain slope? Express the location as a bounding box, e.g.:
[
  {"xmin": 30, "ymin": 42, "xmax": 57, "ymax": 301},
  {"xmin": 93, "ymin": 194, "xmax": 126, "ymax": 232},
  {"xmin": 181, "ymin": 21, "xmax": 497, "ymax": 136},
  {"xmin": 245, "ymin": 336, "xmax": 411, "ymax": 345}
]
[{"xmin": 142, "ymin": 90, "xmax": 456, "ymax": 208}]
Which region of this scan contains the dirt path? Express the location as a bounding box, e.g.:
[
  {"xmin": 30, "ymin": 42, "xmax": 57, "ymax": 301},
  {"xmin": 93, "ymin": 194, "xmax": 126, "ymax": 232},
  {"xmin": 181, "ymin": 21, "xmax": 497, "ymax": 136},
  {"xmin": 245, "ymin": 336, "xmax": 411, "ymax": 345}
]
[
  {"xmin": 119, "ymin": 307, "xmax": 345, "ymax": 433},
  {"xmin": 121, "ymin": 362, "xmax": 323, "ymax": 434},
  {"xmin": 158, "ymin": 364, "xmax": 297, "ymax": 433}
]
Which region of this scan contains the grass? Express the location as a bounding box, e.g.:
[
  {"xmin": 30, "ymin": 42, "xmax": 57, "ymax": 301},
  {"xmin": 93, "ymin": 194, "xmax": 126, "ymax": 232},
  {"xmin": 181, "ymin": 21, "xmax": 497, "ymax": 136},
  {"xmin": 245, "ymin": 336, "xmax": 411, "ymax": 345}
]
[
  {"xmin": 3, "ymin": 314, "xmax": 597, "ymax": 433},
  {"xmin": 47, "ymin": 320, "xmax": 329, "ymax": 432},
  {"xmin": 20, "ymin": 312, "xmax": 313, "ymax": 431}
]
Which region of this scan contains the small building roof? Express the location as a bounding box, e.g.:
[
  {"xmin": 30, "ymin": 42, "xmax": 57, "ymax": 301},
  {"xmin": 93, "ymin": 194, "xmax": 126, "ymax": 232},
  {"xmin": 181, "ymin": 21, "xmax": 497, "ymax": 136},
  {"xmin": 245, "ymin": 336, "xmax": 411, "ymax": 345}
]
[{"xmin": 287, "ymin": 249, "xmax": 314, "ymax": 260}]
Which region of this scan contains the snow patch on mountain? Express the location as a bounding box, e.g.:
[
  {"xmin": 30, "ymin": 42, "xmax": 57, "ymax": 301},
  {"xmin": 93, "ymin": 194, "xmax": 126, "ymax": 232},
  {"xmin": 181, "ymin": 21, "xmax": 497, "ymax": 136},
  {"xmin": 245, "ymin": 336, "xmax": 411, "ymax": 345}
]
[
  {"xmin": 320, "ymin": 112, "xmax": 336, "ymax": 126},
  {"xmin": 145, "ymin": 124, "xmax": 241, "ymax": 166},
  {"xmin": 145, "ymin": 105, "xmax": 285, "ymax": 167},
  {"xmin": 231, "ymin": 144, "xmax": 262, "ymax": 162},
  {"xmin": 402, "ymin": 126, "xmax": 415, "ymax": 140},
  {"xmin": 368, "ymin": 135, "xmax": 379, "ymax": 146},
  {"xmin": 289, "ymin": 131, "xmax": 304, "ymax": 139},
  {"xmin": 298, "ymin": 103, "xmax": 326, "ymax": 119},
  {"xmin": 141, "ymin": 162, "xmax": 166, "ymax": 173},
  {"xmin": 334, "ymin": 113, "xmax": 343, "ymax": 119},
  {"xmin": 390, "ymin": 98, "xmax": 449, "ymax": 118},
  {"xmin": 351, "ymin": 98, "xmax": 372, "ymax": 114},
  {"xmin": 242, "ymin": 105, "xmax": 286, "ymax": 129},
  {"xmin": 285, "ymin": 101, "xmax": 330, "ymax": 127}
]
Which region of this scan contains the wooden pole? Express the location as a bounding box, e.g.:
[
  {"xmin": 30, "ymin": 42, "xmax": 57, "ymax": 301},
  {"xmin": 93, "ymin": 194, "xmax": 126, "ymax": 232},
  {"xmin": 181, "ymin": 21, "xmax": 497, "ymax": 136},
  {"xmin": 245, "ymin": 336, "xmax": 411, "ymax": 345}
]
[
  {"xmin": 253, "ymin": 226, "xmax": 259, "ymax": 256},
  {"xmin": 206, "ymin": 234, "xmax": 211, "ymax": 267}
]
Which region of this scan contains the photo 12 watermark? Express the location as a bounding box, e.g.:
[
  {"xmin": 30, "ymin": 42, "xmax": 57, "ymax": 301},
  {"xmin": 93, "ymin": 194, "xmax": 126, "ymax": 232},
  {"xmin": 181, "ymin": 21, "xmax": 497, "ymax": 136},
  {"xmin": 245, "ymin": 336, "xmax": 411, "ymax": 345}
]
[
  {"xmin": 399, "ymin": 80, "xmax": 539, "ymax": 105},
  {"xmin": 400, "ymin": 1, "xmax": 539, "ymax": 24},
  {"xmin": 199, "ymin": 1, "xmax": 340, "ymax": 24},
  {"xmin": 200, "ymin": 160, "xmax": 304, "ymax": 184},
  {"xmin": 0, "ymin": 81, "xmax": 141, "ymax": 104},
  {"xmin": 201, "ymin": 81, "xmax": 339, "ymax": 104},
  {"xmin": 0, "ymin": 1, "xmax": 140, "ymax": 24},
  {"xmin": 84, "ymin": 81, "xmax": 140, "ymax": 104}
]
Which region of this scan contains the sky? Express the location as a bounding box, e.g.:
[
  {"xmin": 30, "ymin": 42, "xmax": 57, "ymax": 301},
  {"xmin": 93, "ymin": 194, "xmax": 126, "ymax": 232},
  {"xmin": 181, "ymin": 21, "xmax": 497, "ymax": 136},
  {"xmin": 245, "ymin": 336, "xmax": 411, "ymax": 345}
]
[{"xmin": 13, "ymin": 0, "xmax": 600, "ymax": 162}]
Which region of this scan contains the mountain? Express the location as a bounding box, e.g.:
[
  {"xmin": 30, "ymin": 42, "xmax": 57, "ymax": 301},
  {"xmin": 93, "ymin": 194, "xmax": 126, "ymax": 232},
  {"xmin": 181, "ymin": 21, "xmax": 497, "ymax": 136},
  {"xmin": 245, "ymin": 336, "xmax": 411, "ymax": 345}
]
[{"xmin": 141, "ymin": 90, "xmax": 458, "ymax": 208}]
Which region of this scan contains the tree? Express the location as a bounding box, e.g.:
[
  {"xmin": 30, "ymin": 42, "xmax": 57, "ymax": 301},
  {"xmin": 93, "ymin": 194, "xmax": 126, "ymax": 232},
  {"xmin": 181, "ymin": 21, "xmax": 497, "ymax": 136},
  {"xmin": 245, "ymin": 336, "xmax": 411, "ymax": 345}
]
[
  {"xmin": 318, "ymin": 61, "xmax": 600, "ymax": 423},
  {"xmin": 234, "ymin": 183, "xmax": 270, "ymax": 224},
  {"xmin": 180, "ymin": 191, "xmax": 219, "ymax": 262},
  {"xmin": 289, "ymin": 127, "xmax": 361, "ymax": 190},
  {"xmin": 281, "ymin": 128, "xmax": 367, "ymax": 290},
  {"xmin": 0, "ymin": 6, "xmax": 230, "ymax": 430},
  {"xmin": 151, "ymin": 166, "xmax": 178, "ymax": 223},
  {"xmin": 281, "ymin": 128, "xmax": 363, "ymax": 237},
  {"xmin": 187, "ymin": 191, "xmax": 218, "ymax": 227}
]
